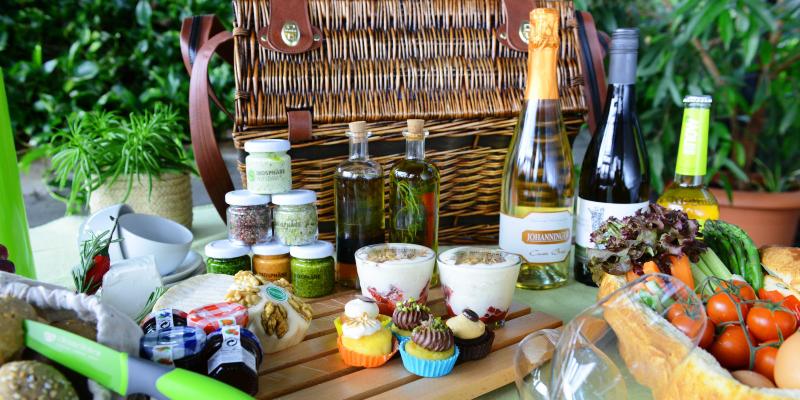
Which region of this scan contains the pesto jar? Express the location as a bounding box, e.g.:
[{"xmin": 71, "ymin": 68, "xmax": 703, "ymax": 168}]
[
  {"xmin": 244, "ymin": 139, "xmax": 291, "ymax": 195},
  {"xmin": 290, "ymin": 241, "xmax": 334, "ymax": 298},
  {"xmin": 272, "ymin": 190, "xmax": 319, "ymax": 246},
  {"xmin": 205, "ymin": 240, "xmax": 251, "ymax": 275}
]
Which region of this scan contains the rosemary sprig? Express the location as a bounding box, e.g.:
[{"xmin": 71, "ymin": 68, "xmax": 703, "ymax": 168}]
[
  {"xmin": 393, "ymin": 180, "xmax": 425, "ymax": 241},
  {"xmin": 135, "ymin": 286, "xmax": 167, "ymax": 324},
  {"xmin": 71, "ymin": 217, "xmax": 121, "ymax": 294}
]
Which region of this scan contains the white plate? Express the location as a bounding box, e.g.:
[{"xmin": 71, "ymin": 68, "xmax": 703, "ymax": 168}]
[{"xmin": 161, "ymin": 251, "xmax": 204, "ymax": 284}]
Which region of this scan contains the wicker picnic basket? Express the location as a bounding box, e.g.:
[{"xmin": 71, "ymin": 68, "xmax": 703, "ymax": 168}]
[{"xmin": 182, "ymin": 0, "xmax": 608, "ymax": 244}]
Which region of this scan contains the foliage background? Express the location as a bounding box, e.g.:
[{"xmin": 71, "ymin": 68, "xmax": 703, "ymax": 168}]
[
  {"xmin": 0, "ymin": 0, "xmax": 233, "ymax": 155},
  {"xmin": 2, "ymin": 0, "xmax": 799, "ymax": 193}
]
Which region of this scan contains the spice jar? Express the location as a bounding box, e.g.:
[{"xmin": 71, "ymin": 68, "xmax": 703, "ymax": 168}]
[
  {"xmin": 226, "ymin": 190, "xmax": 271, "ymax": 245},
  {"xmin": 244, "ymin": 139, "xmax": 292, "ymax": 195},
  {"xmin": 272, "ymin": 190, "xmax": 319, "ymax": 246},
  {"xmin": 290, "ymin": 240, "xmax": 335, "ymax": 298},
  {"xmin": 252, "ymin": 241, "xmax": 291, "ymax": 282},
  {"xmin": 139, "ymin": 326, "xmax": 207, "ymax": 374},
  {"xmin": 205, "ymin": 240, "xmax": 251, "ymax": 275},
  {"xmin": 206, "ymin": 325, "xmax": 263, "ymax": 395}
]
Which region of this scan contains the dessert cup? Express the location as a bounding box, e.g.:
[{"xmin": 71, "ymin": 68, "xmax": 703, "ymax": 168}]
[
  {"xmin": 438, "ymin": 247, "xmax": 521, "ymax": 327},
  {"xmin": 355, "ymin": 243, "xmax": 435, "ymax": 314}
]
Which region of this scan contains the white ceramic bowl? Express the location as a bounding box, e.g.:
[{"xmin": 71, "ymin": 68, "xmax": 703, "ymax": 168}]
[
  {"xmin": 355, "ymin": 243, "xmax": 435, "ymax": 314},
  {"xmin": 78, "ymin": 204, "xmax": 134, "ymax": 263},
  {"xmin": 118, "ymin": 213, "xmax": 193, "ymax": 276},
  {"xmin": 438, "ymin": 247, "xmax": 521, "ymax": 327}
]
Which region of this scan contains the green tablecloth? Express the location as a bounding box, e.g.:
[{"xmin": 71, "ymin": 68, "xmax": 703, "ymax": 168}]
[{"xmin": 29, "ymin": 204, "xmax": 599, "ymax": 399}]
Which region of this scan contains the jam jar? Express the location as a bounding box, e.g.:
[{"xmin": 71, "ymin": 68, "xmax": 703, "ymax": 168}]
[
  {"xmin": 205, "ymin": 325, "xmax": 263, "ymax": 395},
  {"xmin": 140, "ymin": 308, "xmax": 188, "ymax": 334},
  {"xmin": 139, "ymin": 326, "xmax": 207, "ymax": 374}
]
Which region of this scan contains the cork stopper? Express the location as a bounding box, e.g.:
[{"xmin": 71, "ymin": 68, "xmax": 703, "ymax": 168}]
[
  {"xmin": 347, "ymin": 121, "xmax": 369, "ymax": 139},
  {"xmin": 404, "ymin": 119, "xmax": 428, "ymax": 140}
]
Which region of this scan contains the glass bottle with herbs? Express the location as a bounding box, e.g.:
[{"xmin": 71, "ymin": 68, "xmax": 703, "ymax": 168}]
[
  {"xmin": 334, "ymin": 121, "xmax": 386, "ymax": 288},
  {"xmin": 388, "ymin": 119, "xmax": 440, "ymax": 285}
]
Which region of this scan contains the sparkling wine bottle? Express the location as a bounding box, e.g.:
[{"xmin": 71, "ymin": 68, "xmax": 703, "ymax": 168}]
[
  {"xmin": 574, "ymin": 29, "xmax": 650, "ymax": 286},
  {"xmin": 500, "ymin": 8, "xmax": 574, "ymax": 290}
]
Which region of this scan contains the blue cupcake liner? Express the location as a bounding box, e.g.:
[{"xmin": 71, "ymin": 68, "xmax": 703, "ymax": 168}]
[{"xmin": 399, "ymin": 341, "xmax": 459, "ymax": 378}]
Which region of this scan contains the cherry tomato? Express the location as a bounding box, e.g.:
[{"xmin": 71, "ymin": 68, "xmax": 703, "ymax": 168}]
[
  {"xmin": 700, "ymin": 319, "xmax": 716, "ymax": 349},
  {"xmin": 671, "ymin": 314, "xmax": 715, "ymax": 349},
  {"xmin": 755, "ymin": 342, "xmax": 779, "ymax": 382},
  {"xmin": 758, "ymin": 289, "xmax": 784, "ymax": 304},
  {"xmin": 747, "ymin": 306, "xmax": 798, "ymax": 343},
  {"xmin": 667, "ymin": 303, "xmax": 688, "ymax": 322},
  {"xmin": 710, "ymin": 324, "xmax": 752, "ymax": 370},
  {"xmin": 783, "ymin": 296, "xmax": 800, "ymax": 320},
  {"xmin": 707, "ymin": 291, "xmax": 749, "ymax": 325},
  {"xmin": 720, "ymin": 280, "xmax": 756, "ymax": 302}
]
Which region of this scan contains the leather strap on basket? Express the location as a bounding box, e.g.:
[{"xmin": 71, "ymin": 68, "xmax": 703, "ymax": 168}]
[
  {"xmin": 189, "ymin": 31, "xmax": 236, "ymax": 222},
  {"xmin": 575, "ymin": 11, "xmax": 609, "ymax": 134},
  {"xmin": 499, "ymin": 0, "xmax": 537, "ymax": 52},
  {"xmin": 181, "ymin": 15, "xmax": 234, "ymax": 121},
  {"xmin": 287, "ymin": 110, "xmax": 313, "ymax": 143},
  {"xmin": 257, "ymin": 0, "xmax": 322, "ymax": 54}
]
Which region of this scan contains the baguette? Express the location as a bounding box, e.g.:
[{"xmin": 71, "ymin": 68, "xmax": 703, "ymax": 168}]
[{"xmin": 599, "ymin": 274, "xmax": 800, "ymax": 399}]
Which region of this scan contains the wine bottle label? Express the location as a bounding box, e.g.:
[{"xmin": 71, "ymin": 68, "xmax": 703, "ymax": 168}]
[
  {"xmin": 499, "ymin": 211, "xmax": 571, "ymax": 263},
  {"xmin": 675, "ymin": 107, "xmax": 709, "ymax": 176},
  {"xmin": 575, "ymin": 197, "xmax": 649, "ymax": 248}
]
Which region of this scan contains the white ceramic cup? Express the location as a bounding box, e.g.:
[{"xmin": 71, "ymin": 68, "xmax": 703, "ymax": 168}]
[
  {"xmin": 438, "ymin": 247, "xmax": 521, "ymax": 327},
  {"xmin": 355, "ymin": 243, "xmax": 435, "ymax": 315},
  {"xmin": 118, "ymin": 213, "xmax": 193, "ymax": 276}
]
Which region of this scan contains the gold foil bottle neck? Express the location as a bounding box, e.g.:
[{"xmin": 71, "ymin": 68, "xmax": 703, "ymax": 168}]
[
  {"xmin": 524, "ymin": 8, "xmax": 560, "ymax": 101},
  {"xmin": 528, "ymin": 9, "xmax": 560, "ymax": 50}
]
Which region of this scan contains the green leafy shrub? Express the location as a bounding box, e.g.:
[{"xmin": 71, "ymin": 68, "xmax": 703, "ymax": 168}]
[{"xmin": 0, "ymin": 0, "xmax": 233, "ymax": 152}]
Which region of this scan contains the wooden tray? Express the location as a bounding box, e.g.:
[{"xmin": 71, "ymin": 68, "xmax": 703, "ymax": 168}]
[{"xmin": 256, "ymin": 287, "xmax": 563, "ymax": 399}]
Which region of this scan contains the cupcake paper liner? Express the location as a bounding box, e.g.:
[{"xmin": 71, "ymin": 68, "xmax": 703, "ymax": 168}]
[
  {"xmin": 337, "ymin": 336, "xmax": 399, "ymax": 368},
  {"xmin": 399, "ymin": 341, "xmax": 459, "ymax": 378},
  {"xmin": 455, "ymin": 330, "xmax": 495, "ymax": 363},
  {"xmin": 335, "ymin": 315, "xmax": 392, "ymax": 336}
]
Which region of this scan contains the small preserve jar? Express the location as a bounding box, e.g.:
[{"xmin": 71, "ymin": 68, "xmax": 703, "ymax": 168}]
[
  {"xmin": 139, "ymin": 326, "xmax": 207, "ymax": 374},
  {"xmin": 272, "ymin": 190, "xmax": 319, "ymax": 246},
  {"xmin": 252, "ymin": 241, "xmax": 291, "ymax": 282},
  {"xmin": 140, "ymin": 308, "xmax": 188, "ymax": 334},
  {"xmin": 244, "ymin": 139, "xmax": 292, "ymax": 195},
  {"xmin": 206, "ymin": 325, "xmax": 263, "ymax": 395},
  {"xmin": 226, "ymin": 190, "xmax": 271, "ymax": 245},
  {"xmin": 205, "ymin": 240, "xmax": 251, "ymax": 275},
  {"xmin": 290, "ymin": 240, "xmax": 335, "ymax": 298}
]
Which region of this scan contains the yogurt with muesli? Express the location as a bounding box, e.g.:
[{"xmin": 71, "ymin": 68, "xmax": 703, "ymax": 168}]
[
  {"xmin": 355, "ymin": 243, "xmax": 435, "ymax": 314},
  {"xmin": 438, "ymin": 247, "xmax": 521, "ymax": 327}
]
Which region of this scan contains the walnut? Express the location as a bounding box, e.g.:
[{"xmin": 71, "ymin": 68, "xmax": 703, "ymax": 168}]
[
  {"xmin": 261, "ymin": 302, "xmax": 289, "ymax": 338},
  {"xmin": 288, "ymin": 295, "xmax": 313, "ymax": 321}
]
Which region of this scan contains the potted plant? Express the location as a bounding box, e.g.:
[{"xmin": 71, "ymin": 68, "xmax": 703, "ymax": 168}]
[
  {"xmin": 46, "ymin": 105, "xmax": 196, "ymax": 228},
  {"xmin": 582, "ymin": 0, "xmax": 800, "ymax": 246}
]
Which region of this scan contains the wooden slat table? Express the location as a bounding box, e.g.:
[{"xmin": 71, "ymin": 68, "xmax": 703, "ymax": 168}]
[{"xmin": 257, "ymin": 287, "xmax": 562, "ymax": 399}]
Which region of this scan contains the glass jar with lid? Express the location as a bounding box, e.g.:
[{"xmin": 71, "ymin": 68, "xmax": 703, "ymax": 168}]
[
  {"xmin": 290, "ymin": 240, "xmax": 335, "ymax": 298},
  {"xmin": 272, "ymin": 189, "xmax": 319, "ymax": 246},
  {"xmin": 244, "ymin": 139, "xmax": 292, "ymax": 195},
  {"xmin": 252, "ymin": 241, "xmax": 291, "ymax": 282},
  {"xmin": 226, "ymin": 190, "xmax": 271, "ymax": 245},
  {"xmin": 205, "ymin": 240, "xmax": 251, "ymax": 275}
]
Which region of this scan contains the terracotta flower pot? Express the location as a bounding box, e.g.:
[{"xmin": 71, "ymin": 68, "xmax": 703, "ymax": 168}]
[{"xmin": 709, "ymin": 188, "xmax": 800, "ymax": 247}]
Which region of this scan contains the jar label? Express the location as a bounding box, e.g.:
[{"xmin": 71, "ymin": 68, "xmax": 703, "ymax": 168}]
[
  {"xmin": 246, "ymin": 158, "xmax": 291, "ymax": 194},
  {"xmin": 263, "ymin": 284, "xmax": 289, "ymax": 303},
  {"xmin": 153, "ymin": 345, "xmax": 174, "ymax": 366},
  {"xmin": 214, "ymin": 317, "xmax": 237, "ymax": 330},
  {"xmin": 208, "ymin": 325, "xmax": 256, "ymax": 374},
  {"xmin": 499, "ymin": 211, "xmax": 572, "ymax": 263},
  {"xmin": 155, "ymin": 308, "xmax": 174, "ymax": 331}
]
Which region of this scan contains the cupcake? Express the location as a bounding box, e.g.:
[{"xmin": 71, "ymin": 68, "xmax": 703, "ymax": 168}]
[
  {"xmin": 391, "ymin": 298, "xmax": 431, "ymax": 341},
  {"xmin": 446, "ymin": 309, "xmax": 494, "ymax": 362},
  {"xmin": 399, "ymin": 317, "xmax": 459, "ymax": 377},
  {"xmin": 338, "ymin": 313, "xmax": 398, "ymax": 368},
  {"xmin": 335, "ymin": 296, "xmax": 391, "ymax": 336}
]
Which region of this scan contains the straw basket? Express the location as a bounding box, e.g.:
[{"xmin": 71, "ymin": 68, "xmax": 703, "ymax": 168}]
[
  {"xmin": 89, "ymin": 173, "xmax": 193, "ymax": 229},
  {"xmin": 183, "ymin": 0, "xmax": 608, "ymax": 244}
]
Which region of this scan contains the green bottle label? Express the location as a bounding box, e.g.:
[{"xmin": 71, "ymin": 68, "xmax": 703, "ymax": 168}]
[{"xmin": 675, "ymin": 107, "xmax": 709, "ymax": 176}]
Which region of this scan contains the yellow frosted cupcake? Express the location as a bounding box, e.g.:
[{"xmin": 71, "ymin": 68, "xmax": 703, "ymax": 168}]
[
  {"xmin": 338, "ymin": 313, "xmax": 397, "ymax": 368},
  {"xmin": 334, "ymin": 296, "xmax": 391, "ymax": 336}
]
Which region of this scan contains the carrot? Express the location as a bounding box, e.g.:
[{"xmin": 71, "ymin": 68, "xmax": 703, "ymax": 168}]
[
  {"xmin": 669, "ymin": 254, "xmax": 695, "ymax": 290},
  {"xmin": 626, "ymin": 270, "xmax": 639, "ymax": 282},
  {"xmin": 642, "ymin": 260, "xmax": 660, "ymax": 275}
]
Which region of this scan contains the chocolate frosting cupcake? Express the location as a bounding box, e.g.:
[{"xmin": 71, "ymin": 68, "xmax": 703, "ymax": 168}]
[
  {"xmin": 411, "ymin": 317, "xmax": 454, "ymax": 352},
  {"xmin": 392, "ymin": 298, "xmax": 431, "ymax": 331}
]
